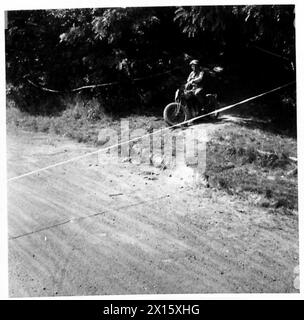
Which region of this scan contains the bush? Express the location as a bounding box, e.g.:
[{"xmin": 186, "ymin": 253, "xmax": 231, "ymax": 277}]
[{"xmin": 6, "ymin": 83, "xmax": 66, "ymax": 115}]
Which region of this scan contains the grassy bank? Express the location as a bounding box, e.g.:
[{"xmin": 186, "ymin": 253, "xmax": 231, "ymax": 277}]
[
  {"xmin": 6, "ymin": 103, "xmax": 165, "ymax": 145},
  {"xmin": 205, "ymin": 123, "xmax": 298, "ymax": 213}
]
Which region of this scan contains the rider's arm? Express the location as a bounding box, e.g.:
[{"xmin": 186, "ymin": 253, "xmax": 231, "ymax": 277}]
[
  {"xmin": 190, "ymin": 71, "xmax": 204, "ymax": 84},
  {"xmin": 187, "ymin": 72, "xmax": 194, "ymax": 83}
]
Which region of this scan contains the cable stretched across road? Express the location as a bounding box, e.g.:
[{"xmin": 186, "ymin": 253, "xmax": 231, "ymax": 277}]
[{"xmin": 7, "ymin": 80, "xmax": 296, "ymax": 183}]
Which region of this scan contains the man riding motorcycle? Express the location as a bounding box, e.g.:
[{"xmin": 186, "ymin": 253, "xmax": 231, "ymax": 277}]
[
  {"xmin": 185, "ymin": 59, "xmax": 205, "ymax": 108},
  {"xmin": 163, "ymin": 59, "xmax": 220, "ymax": 126}
]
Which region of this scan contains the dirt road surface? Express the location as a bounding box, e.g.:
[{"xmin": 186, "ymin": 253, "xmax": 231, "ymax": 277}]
[{"xmin": 7, "ymin": 121, "xmax": 299, "ymax": 297}]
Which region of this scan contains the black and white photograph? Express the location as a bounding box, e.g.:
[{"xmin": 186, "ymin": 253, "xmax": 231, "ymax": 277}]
[{"xmin": 2, "ymin": 0, "xmax": 301, "ymax": 298}]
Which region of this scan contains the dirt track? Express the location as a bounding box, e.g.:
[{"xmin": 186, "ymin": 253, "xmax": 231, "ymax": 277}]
[{"xmin": 7, "ymin": 122, "xmax": 299, "ymax": 297}]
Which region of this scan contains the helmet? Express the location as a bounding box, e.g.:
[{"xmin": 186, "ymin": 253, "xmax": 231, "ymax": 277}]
[{"xmin": 189, "ymin": 59, "xmax": 200, "ymax": 66}]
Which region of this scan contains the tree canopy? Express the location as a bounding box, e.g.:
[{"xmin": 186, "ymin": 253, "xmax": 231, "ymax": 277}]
[{"xmin": 6, "ymin": 5, "xmax": 295, "ymax": 115}]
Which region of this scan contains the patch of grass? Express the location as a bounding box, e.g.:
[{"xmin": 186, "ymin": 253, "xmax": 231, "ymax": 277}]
[
  {"xmin": 7, "ymin": 99, "xmax": 166, "ymax": 146},
  {"xmin": 7, "ymin": 105, "xmax": 109, "ymax": 145},
  {"xmin": 206, "ymin": 123, "xmax": 298, "ymax": 212}
]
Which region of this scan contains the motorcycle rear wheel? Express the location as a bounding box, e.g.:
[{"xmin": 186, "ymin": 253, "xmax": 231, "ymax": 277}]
[
  {"xmin": 206, "ymin": 96, "xmax": 219, "ymax": 120},
  {"xmin": 208, "ymin": 111, "xmax": 219, "ymax": 120},
  {"xmin": 163, "ymin": 102, "xmax": 191, "ymax": 126}
]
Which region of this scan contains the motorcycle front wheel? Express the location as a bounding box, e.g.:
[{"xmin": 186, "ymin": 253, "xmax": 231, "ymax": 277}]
[{"xmin": 163, "ymin": 102, "xmax": 191, "ymax": 126}]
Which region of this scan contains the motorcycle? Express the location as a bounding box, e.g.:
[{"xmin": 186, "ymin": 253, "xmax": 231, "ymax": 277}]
[
  {"xmin": 163, "ymin": 86, "xmax": 219, "ymax": 126},
  {"xmin": 163, "ymin": 66, "xmax": 223, "ymax": 126}
]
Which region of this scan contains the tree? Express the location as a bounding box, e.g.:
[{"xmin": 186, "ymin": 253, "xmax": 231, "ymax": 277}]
[
  {"xmin": 6, "ymin": 5, "xmax": 296, "ymax": 116},
  {"xmin": 173, "ymin": 5, "xmax": 295, "ymax": 65}
]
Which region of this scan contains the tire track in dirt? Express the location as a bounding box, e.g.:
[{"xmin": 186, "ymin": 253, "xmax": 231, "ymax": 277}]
[{"xmin": 7, "ymin": 127, "xmax": 299, "ymax": 296}]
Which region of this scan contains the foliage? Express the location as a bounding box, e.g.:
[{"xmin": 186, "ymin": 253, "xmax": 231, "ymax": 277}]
[
  {"xmin": 239, "ymin": 5, "xmax": 295, "ymax": 60},
  {"xmin": 6, "ymin": 5, "xmax": 296, "ymax": 116},
  {"xmin": 174, "ymin": 5, "xmax": 295, "ymax": 62},
  {"xmin": 174, "ymin": 6, "xmax": 228, "ymax": 41}
]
